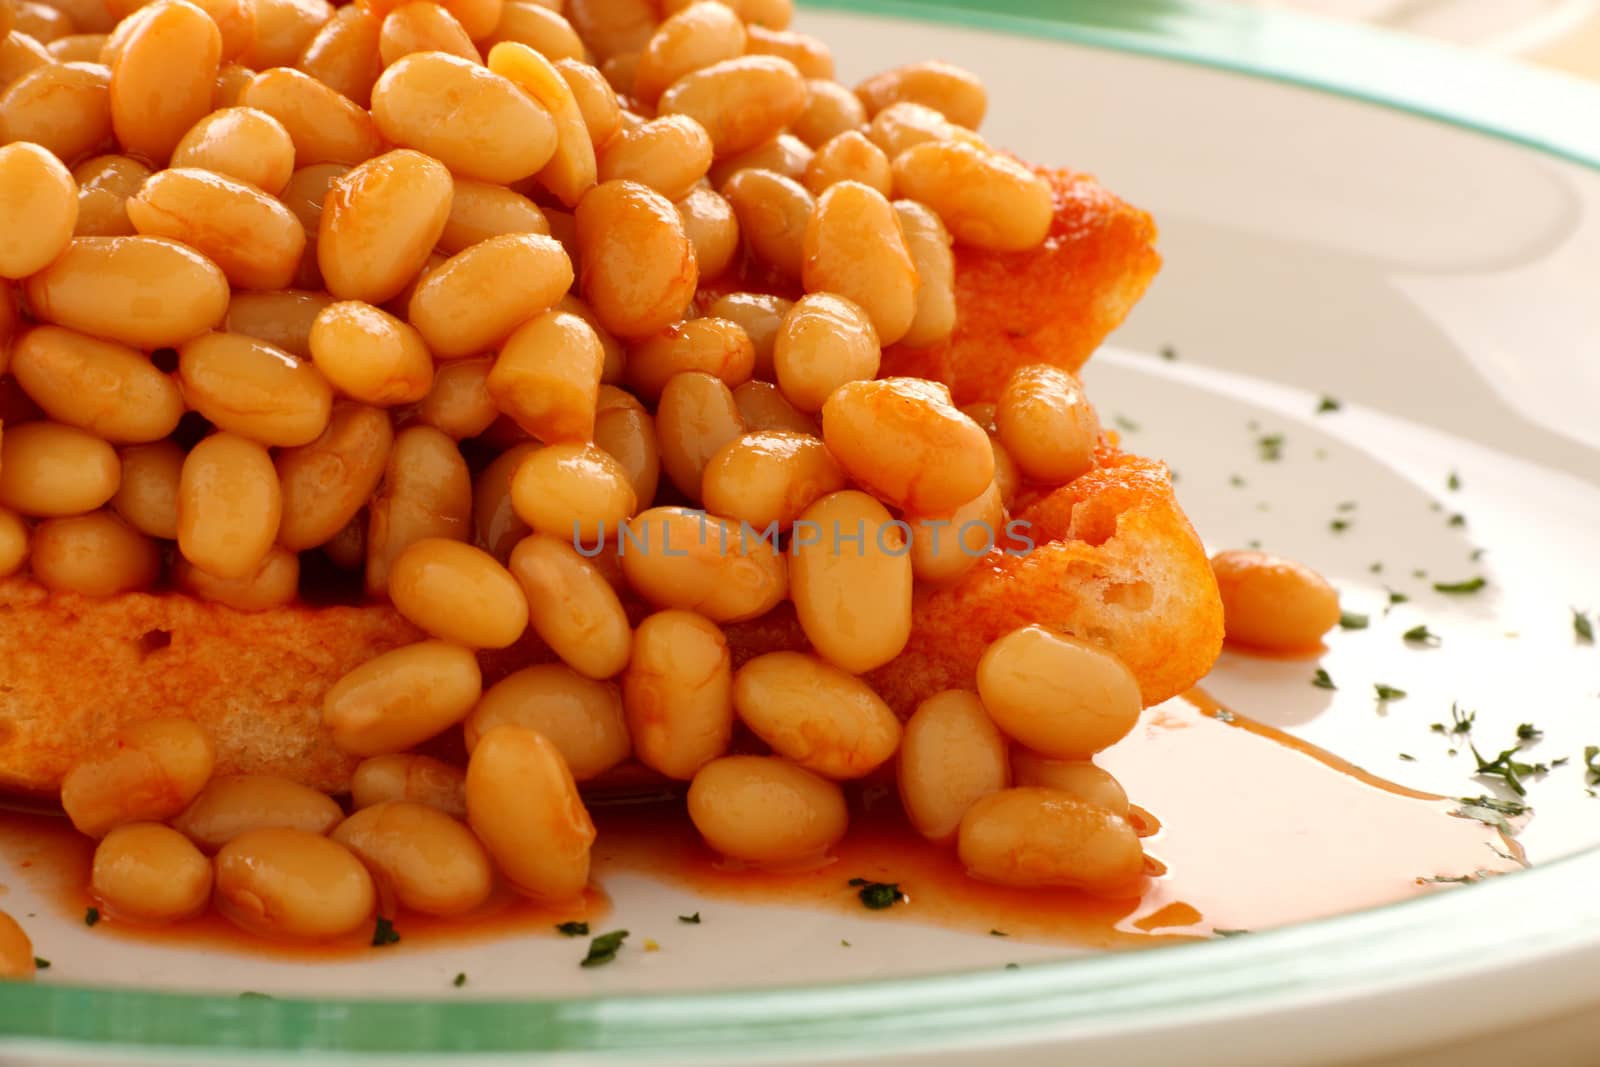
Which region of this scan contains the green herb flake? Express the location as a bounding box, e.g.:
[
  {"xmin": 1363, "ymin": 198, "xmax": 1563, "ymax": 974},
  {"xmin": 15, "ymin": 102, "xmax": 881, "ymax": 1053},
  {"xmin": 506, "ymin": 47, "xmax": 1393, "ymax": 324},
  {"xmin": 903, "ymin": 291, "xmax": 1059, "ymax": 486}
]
[
  {"xmin": 1113, "ymin": 414, "xmax": 1140, "ymax": 433},
  {"xmin": 1447, "ymin": 513, "xmax": 1467, "ymax": 528},
  {"xmin": 580, "ymin": 929, "xmax": 629, "ymax": 968},
  {"xmin": 989, "ymin": 929, "xmax": 1009, "ymax": 937},
  {"xmin": 1316, "ymin": 396, "xmax": 1341, "ymax": 414},
  {"xmin": 372, "ymin": 917, "xmax": 400, "ymax": 947},
  {"xmin": 1516, "ymin": 723, "xmax": 1543, "ymax": 742},
  {"xmin": 84, "ymin": 907, "xmax": 99, "ymax": 928},
  {"xmin": 1257, "ymin": 434, "xmax": 1285, "ymax": 462},
  {"xmin": 1388, "ymin": 590, "xmax": 1410, "ymax": 606},
  {"xmin": 1403, "ymin": 624, "xmax": 1439, "ymax": 645},
  {"xmin": 1470, "ymin": 741, "xmax": 1551, "ymax": 798},
  {"xmin": 452, "ymin": 973, "xmax": 467, "ymax": 988},
  {"xmin": 1213, "ymin": 928, "xmax": 1251, "ymax": 938},
  {"xmin": 1369, "ymin": 562, "xmax": 1385, "ymax": 574},
  {"xmin": 555, "ymin": 921, "xmax": 590, "ymax": 937},
  {"xmin": 238, "ymin": 992, "xmax": 272, "ymax": 1000},
  {"xmin": 1469, "ymin": 548, "xmax": 1486, "ymax": 561},
  {"xmin": 1434, "ymin": 576, "xmax": 1486, "ymax": 595},
  {"xmin": 1374, "ymin": 683, "xmax": 1407, "ymax": 702},
  {"xmin": 1004, "ymin": 963, "xmax": 1020, "ymax": 971},
  {"xmin": 1228, "ymin": 474, "xmax": 1246, "ymax": 488},
  {"xmin": 1447, "ymin": 471, "xmax": 1461, "ymax": 491},
  {"xmin": 1584, "ymin": 746, "xmax": 1600, "ymax": 785},
  {"xmin": 1311, "ymin": 668, "xmax": 1336, "ymax": 691},
  {"xmin": 32, "ymin": 957, "xmax": 50, "ymax": 970},
  {"xmin": 1337, "ymin": 500, "xmax": 1358, "ymax": 512},
  {"xmin": 1329, "ymin": 518, "xmax": 1350, "ymax": 533},
  {"xmin": 1339, "ymin": 611, "xmax": 1369, "ymax": 630},
  {"xmin": 848, "ymin": 878, "xmax": 905, "ymax": 910},
  {"xmin": 677, "ymin": 912, "xmax": 701, "ymax": 925},
  {"xmin": 1398, "ymin": 753, "xmax": 1417, "ymax": 762},
  {"xmin": 1575, "ymin": 610, "xmax": 1594, "ymax": 644},
  {"xmin": 1159, "ymin": 345, "xmax": 1177, "ymax": 361},
  {"xmin": 840, "ymin": 939, "xmax": 851, "ymax": 947}
]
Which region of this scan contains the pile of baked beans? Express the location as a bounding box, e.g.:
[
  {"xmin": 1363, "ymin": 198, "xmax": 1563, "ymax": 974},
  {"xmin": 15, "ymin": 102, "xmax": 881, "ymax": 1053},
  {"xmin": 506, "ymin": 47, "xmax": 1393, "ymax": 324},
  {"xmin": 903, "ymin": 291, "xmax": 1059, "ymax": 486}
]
[{"xmin": 0, "ymin": 0, "xmax": 1153, "ymax": 968}]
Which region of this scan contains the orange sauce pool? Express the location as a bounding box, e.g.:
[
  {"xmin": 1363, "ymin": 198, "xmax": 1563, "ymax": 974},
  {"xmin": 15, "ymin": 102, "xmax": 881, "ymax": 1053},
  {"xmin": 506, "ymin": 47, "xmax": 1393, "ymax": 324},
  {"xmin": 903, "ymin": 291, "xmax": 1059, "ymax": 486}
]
[{"xmin": 0, "ymin": 690, "xmax": 1518, "ymax": 954}]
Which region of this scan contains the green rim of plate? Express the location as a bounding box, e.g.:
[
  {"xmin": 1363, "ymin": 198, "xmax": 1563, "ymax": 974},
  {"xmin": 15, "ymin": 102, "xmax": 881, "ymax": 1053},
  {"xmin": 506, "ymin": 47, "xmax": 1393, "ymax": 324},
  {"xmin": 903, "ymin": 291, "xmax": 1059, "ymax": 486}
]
[{"xmin": 8, "ymin": 0, "xmax": 1600, "ymax": 1058}]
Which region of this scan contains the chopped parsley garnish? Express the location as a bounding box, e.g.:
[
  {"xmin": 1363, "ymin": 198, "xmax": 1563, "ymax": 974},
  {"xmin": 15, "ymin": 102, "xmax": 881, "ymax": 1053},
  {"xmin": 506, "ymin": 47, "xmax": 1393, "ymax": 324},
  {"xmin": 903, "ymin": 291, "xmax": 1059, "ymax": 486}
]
[
  {"xmin": 677, "ymin": 913, "xmax": 701, "ymax": 925},
  {"xmin": 1369, "ymin": 561, "xmax": 1385, "ymax": 574},
  {"xmin": 84, "ymin": 907, "xmax": 99, "ymax": 928},
  {"xmin": 1403, "ymin": 624, "xmax": 1439, "ymax": 645},
  {"xmin": 1228, "ymin": 474, "xmax": 1246, "ymax": 488},
  {"xmin": 1575, "ymin": 610, "xmax": 1594, "ymax": 644},
  {"xmin": 989, "ymin": 929, "xmax": 1009, "ymax": 937},
  {"xmin": 1398, "ymin": 753, "xmax": 1417, "ymax": 762},
  {"xmin": 1433, "ymin": 576, "xmax": 1486, "ymax": 595},
  {"xmin": 840, "ymin": 939, "xmax": 851, "ymax": 947},
  {"xmin": 1452, "ymin": 796, "xmax": 1529, "ymax": 835},
  {"xmin": 1471, "ymin": 742, "xmax": 1551, "ymax": 797},
  {"xmin": 1337, "ymin": 500, "xmax": 1358, "ymax": 512},
  {"xmin": 1447, "ymin": 471, "xmax": 1461, "ymax": 491},
  {"xmin": 1113, "ymin": 414, "xmax": 1140, "ymax": 433},
  {"xmin": 1316, "ymin": 395, "xmax": 1341, "ymax": 413},
  {"xmin": 1329, "ymin": 518, "xmax": 1350, "ymax": 533},
  {"xmin": 1417, "ymin": 872, "xmax": 1489, "ymax": 886},
  {"xmin": 1213, "ymin": 928, "xmax": 1251, "ymax": 937},
  {"xmin": 1003, "ymin": 963, "xmax": 1020, "ymax": 970},
  {"xmin": 32, "ymin": 957, "xmax": 49, "ymax": 970},
  {"xmin": 580, "ymin": 929, "xmax": 628, "ymax": 968},
  {"xmin": 238, "ymin": 992, "xmax": 272, "ymax": 1000},
  {"xmin": 372, "ymin": 917, "xmax": 400, "ymax": 947},
  {"xmin": 1339, "ymin": 611, "xmax": 1369, "ymax": 630},
  {"xmin": 1159, "ymin": 345, "xmax": 1177, "ymax": 361},
  {"xmin": 555, "ymin": 921, "xmax": 590, "ymax": 937},
  {"xmin": 1257, "ymin": 434, "xmax": 1284, "ymax": 462},
  {"xmin": 1388, "ymin": 590, "xmax": 1410, "ymax": 606},
  {"xmin": 1516, "ymin": 723, "xmax": 1543, "ymax": 742},
  {"xmin": 1374, "ymin": 683, "xmax": 1406, "ymax": 702},
  {"xmin": 1431, "ymin": 703, "xmax": 1475, "ymax": 737},
  {"xmin": 1584, "ymin": 746, "xmax": 1600, "ymax": 785},
  {"xmin": 453, "ymin": 973, "xmax": 467, "ymax": 988},
  {"xmin": 848, "ymin": 878, "xmax": 906, "ymax": 910},
  {"xmin": 1311, "ymin": 668, "xmax": 1336, "ymax": 690},
  {"xmin": 1447, "ymin": 513, "xmax": 1467, "ymax": 528},
  {"xmin": 1469, "ymin": 547, "xmax": 1486, "ymax": 561},
  {"xmin": 1412, "ymin": 568, "xmax": 1428, "ymax": 579}
]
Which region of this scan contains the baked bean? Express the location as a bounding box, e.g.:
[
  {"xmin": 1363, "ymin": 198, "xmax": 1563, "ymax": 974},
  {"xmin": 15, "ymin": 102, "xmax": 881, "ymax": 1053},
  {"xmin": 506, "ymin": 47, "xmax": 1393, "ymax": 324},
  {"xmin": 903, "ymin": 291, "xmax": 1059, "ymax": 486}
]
[
  {"xmin": 632, "ymin": 1, "xmax": 742, "ymax": 106},
  {"xmin": 958, "ymin": 787, "xmax": 1143, "ymax": 892},
  {"xmin": 439, "ymin": 180, "xmax": 548, "ymax": 254},
  {"xmin": 407, "ymin": 363, "xmax": 489, "ymax": 444},
  {"xmin": 487, "ymin": 310, "xmax": 603, "ymax": 444},
  {"xmin": 390, "ymin": 538, "xmax": 528, "ymax": 648},
  {"xmin": 704, "ymin": 294, "xmax": 783, "ymax": 375},
  {"xmin": 728, "ymin": 0, "xmax": 791, "ymax": 29},
  {"xmin": 0, "ymin": 142, "xmax": 77, "ymax": 279},
  {"xmin": 0, "ymin": 61, "xmax": 112, "ymax": 164},
  {"xmin": 574, "ymin": 179, "xmax": 697, "ymax": 340},
  {"xmin": 172, "ymin": 773, "xmax": 344, "ymax": 850},
  {"xmin": 976, "ymin": 625, "xmax": 1142, "ymax": 759},
  {"xmin": 110, "ymin": 440, "xmax": 181, "ymax": 538},
  {"xmin": 62, "ymin": 0, "xmax": 122, "ymax": 35},
  {"xmin": 1210, "ymin": 548, "xmax": 1341, "ymax": 652},
  {"xmin": 177, "ymin": 331, "xmax": 332, "ymax": 447},
  {"xmin": 10, "ymin": 326, "xmax": 181, "ymax": 443},
  {"xmin": 318, "ymin": 150, "xmax": 453, "ymax": 305},
  {"xmin": 484, "ymin": 1, "xmax": 582, "ymax": 60},
  {"xmin": 177, "ymin": 432, "xmax": 281, "ymax": 578},
  {"xmin": 803, "ymin": 130, "xmax": 889, "ymax": 197},
  {"xmin": 278, "ymin": 163, "xmax": 347, "ymax": 287},
  {"xmin": 555, "ymin": 56, "xmax": 621, "ymax": 148},
  {"xmin": 675, "ymin": 185, "xmax": 738, "ymax": 281},
  {"xmin": 591, "ymin": 394, "xmax": 659, "ymax": 507},
  {"xmin": 994, "ymin": 364, "xmax": 1099, "ymax": 484},
  {"xmin": 906, "ymin": 480, "xmax": 1001, "ymax": 583},
  {"xmin": 891, "ymin": 198, "xmax": 956, "ymax": 348},
  {"xmin": 365, "ymin": 424, "xmax": 471, "ymax": 595},
  {"xmin": 125, "ymin": 167, "xmax": 304, "ymax": 290},
  {"xmin": 509, "ymin": 442, "xmax": 635, "ymax": 543},
  {"xmin": 15, "ymin": 0, "xmax": 70, "ymax": 39},
  {"xmin": 745, "ymin": 25, "xmax": 829, "ymax": 78},
  {"xmin": 60, "ymin": 717, "xmax": 215, "ymax": 837},
  {"xmin": 701, "ymin": 430, "xmax": 842, "ymax": 532},
  {"xmin": 215, "ymin": 827, "xmax": 376, "ymax": 939},
  {"xmin": 564, "ymin": 0, "xmax": 652, "ymax": 59},
  {"xmin": 706, "ymin": 131, "xmax": 810, "ymax": 187},
  {"xmin": 331, "ymin": 801, "xmax": 492, "ymax": 917},
  {"xmin": 892, "ymin": 140, "xmax": 1052, "ymax": 253},
  {"xmin": 597, "ymin": 114, "xmax": 711, "ymax": 202},
  {"xmin": 0, "ymin": 508, "xmax": 29, "ymax": 577},
  {"xmin": 238, "ymin": 67, "xmax": 383, "ymax": 166},
  {"xmin": 507, "ymin": 532, "xmax": 631, "ymax": 680},
  {"xmin": 625, "ymin": 317, "xmax": 754, "ymax": 402},
  {"xmin": 822, "ymin": 377, "xmax": 992, "ymax": 513},
  {"xmin": 26, "ymin": 235, "xmax": 228, "ymax": 348},
  {"xmin": 49, "ymin": 31, "xmax": 107, "ymax": 61},
  {"xmin": 658, "ymin": 55, "xmax": 805, "ymax": 158},
  {"xmin": 864, "ymin": 100, "xmax": 978, "ymax": 158},
  {"xmin": 109, "ymin": 0, "xmax": 220, "ymax": 163},
  {"xmin": 471, "ymin": 443, "xmax": 535, "ymax": 561},
  {"xmin": 224, "ymin": 288, "xmax": 332, "ymax": 359},
  {"xmin": 235, "ymin": 0, "xmax": 327, "ymax": 66},
  {"xmin": 687, "ymin": 755, "xmax": 845, "ymax": 865},
  {"xmin": 297, "ymin": 3, "xmax": 381, "ymax": 106},
  {"xmin": 790, "ymin": 490, "xmax": 913, "ymax": 672},
  {"xmin": 620, "ymin": 506, "xmax": 786, "ymax": 621},
  {"xmin": 371, "ymin": 53, "xmax": 556, "ymax": 184},
  {"xmin": 898, "ymin": 690, "xmax": 1009, "ymax": 842},
  {"xmin": 170, "ymin": 107, "xmax": 295, "ymax": 195},
  {"xmin": 733, "ymin": 651, "xmax": 901, "ymax": 778},
  {"xmin": 801, "ymin": 180, "xmax": 917, "ymax": 345},
  {"xmin": 652, "ymin": 370, "xmax": 741, "ymax": 500},
  {"xmin": 409, "ymin": 233, "xmax": 573, "ymax": 359},
  {"xmin": 30, "ymin": 510, "xmax": 159, "ymax": 595},
  {"xmin": 91, "ymin": 822, "xmax": 212, "ymax": 921},
  {"xmin": 212, "ymin": 62, "xmax": 253, "ymax": 108},
  {"xmin": 174, "ymin": 544, "xmax": 299, "ymax": 610},
  {"xmin": 793, "ymin": 81, "xmax": 864, "ymax": 152},
  {"xmin": 275, "ymin": 402, "xmax": 391, "ymax": 550},
  {"xmin": 323, "ymin": 639, "xmax": 482, "ymax": 756},
  {"xmin": 486, "ymin": 42, "xmax": 595, "ymax": 209},
  {"xmin": 720, "ymin": 167, "xmax": 811, "ymax": 280},
  {"xmin": 350, "ymin": 753, "xmax": 466, "ymax": 817},
  {"xmin": 772, "ymin": 292, "xmax": 878, "ymax": 413},
  {"xmin": 379, "ymin": 2, "xmax": 477, "ymax": 65},
  {"xmin": 0, "ymin": 909, "xmax": 35, "ymax": 980},
  {"xmin": 622, "ymin": 608, "xmax": 730, "ymax": 778},
  {"xmin": 465, "ymin": 723, "xmax": 594, "ymax": 902},
  {"xmin": 0, "ymin": 421, "xmax": 119, "ymax": 517},
  {"xmin": 858, "ymin": 60, "xmax": 986, "ymax": 129},
  {"xmin": 309, "ymin": 301, "xmax": 433, "ymax": 406},
  {"xmin": 464, "ymin": 664, "xmax": 629, "ymax": 781},
  {"xmin": 731, "ymin": 380, "xmax": 817, "ymax": 435},
  {"xmin": 1010, "ymin": 751, "xmax": 1129, "ymax": 817},
  {"xmin": 0, "ymin": 32, "xmax": 52, "ymax": 89}
]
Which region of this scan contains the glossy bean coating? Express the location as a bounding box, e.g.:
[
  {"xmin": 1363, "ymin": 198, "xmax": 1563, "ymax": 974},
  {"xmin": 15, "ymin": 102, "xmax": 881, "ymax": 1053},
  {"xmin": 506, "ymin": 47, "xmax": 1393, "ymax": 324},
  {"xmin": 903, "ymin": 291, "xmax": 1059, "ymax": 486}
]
[
  {"xmin": 224, "ymin": 290, "xmax": 333, "ymax": 359},
  {"xmin": 365, "ymin": 425, "xmax": 472, "ymax": 595},
  {"xmin": 332, "ymin": 801, "xmax": 493, "ymax": 917},
  {"xmin": 91, "ymin": 822, "xmax": 213, "ymax": 922},
  {"xmin": 415, "ymin": 357, "xmax": 498, "ymax": 439},
  {"xmin": 0, "ymin": 141, "xmax": 78, "ymax": 279},
  {"xmin": 898, "ymin": 690, "xmax": 1010, "ymax": 843},
  {"xmin": 29, "ymin": 510, "xmax": 160, "ymax": 595},
  {"xmin": 465, "ymin": 724, "xmax": 595, "ymax": 902},
  {"xmin": 700, "ymin": 429, "xmax": 841, "ymax": 533},
  {"xmin": 591, "ymin": 396, "xmax": 660, "ymax": 508},
  {"xmin": 597, "ymin": 114, "xmax": 712, "ymax": 202},
  {"xmin": 438, "ymin": 179, "xmax": 548, "ymax": 253},
  {"xmin": 237, "ymin": 67, "xmax": 383, "ymax": 166},
  {"xmin": 71, "ymin": 154, "xmax": 150, "ymax": 237},
  {"xmin": 24, "ymin": 236, "xmax": 228, "ymax": 349},
  {"xmin": 484, "ymin": 1, "xmax": 584, "ymax": 61},
  {"xmin": 60, "ymin": 718, "xmax": 215, "ymax": 837},
  {"xmin": 905, "ymin": 480, "xmax": 1002, "ymax": 584},
  {"xmin": 0, "ymin": 62, "xmax": 113, "ymax": 165},
  {"xmin": 772, "ymin": 292, "xmax": 879, "ymax": 413},
  {"xmin": 177, "ymin": 331, "xmax": 333, "ymax": 447},
  {"xmin": 408, "ymin": 233, "xmax": 573, "ymax": 359},
  {"xmin": 10, "ymin": 325, "xmax": 182, "ymax": 443},
  {"xmin": 309, "ymin": 301, "xmax": 433, "ymax": 406},
  {"xmin": 471, "ymin": 442, "xmax": 536, "ymax": 562},
  {"xmin": 622, "ymin": 609, "xmax": 731, "ymax": 779},
  {"xmin": 891, "ymin": 140, "xmax": 1052, "ymax": 253},
  {"xmin": 687, "ymin": 756, "xmax": 846, "ymax": 865},
  {"xmin": 957, "ymin": 787, "xmax": 1143, "ymax": 893},
  {"xmin": 510, "ymin": 442, "xmax": 636, "ymax": 544},
  {"xmin": 658, "ymin": 54, "xmax": 806, "ymax": 158},
  {"xmin": 378, "ymin": 1, "xmax": 479, "ymax": 65},
  {"xmin": 173, "ymin": 545, "xmax": 300, "ymax": 611},
  {"xmin": 464, "ymin": 664, "xmax": 630, "ymax": 780},
  {"xmin": 654, "ymin": 369, "xmax": 744, "ymax": 501},
  {"xmin": 976, "ymin": 625, "xmax": 1142, "ymax": 760},
  {"xmin": 632, "ymin": 0, "xmax": 743, "ymax": 105},
  {"xmin": 801, "ymin": 180, "xmax": 918, "ymax": 346},
  {"xmin": 323, "ymin": 639, "xmax": 483, "ymax": 756},
  {"xmin": 214, "ymin": 827, "xmax": 376, "ymax": 939},
  {"xmin": 790, "ymin": 78, "xmax": 862, "ymax": 148},
  {"xmin": 856, "ymin": 60, "xmax": 986, "ymax": 129},
  {"xmin": 125, "ymin": 167, "xmax": 305, "ymax": 290},
  {"xmin": 171, "ymin": 107, "xmax": 295, "ymax": 195},
  {"xmin": 487, "ymin": 309, "xmax": 604, "ymax": 444},
  {"xmin": 110, "ymin": 440, "xmax": 181, "ymax": 538},
  {"xmin": 237, "ymin": 0, "xmax": 331, "ymax": 68},
  {"xmin": 350, "ymin": 753, "xmax": 467, "ymax": 817},
  {"xmin": 109, "ymin": 0, "xmax": 220, "ymax": 163},
  {"xmin": 720, "ymin": 167, "xmax": 810, "ymax": 280},
  {"xmin": 733, "ymin": 651, "xmax": 902, "ymax": 779},
  {"xmin": 892, "ymin": 198, "xmax": 956, "ymax": 348},
  {"xmin": 275, "ymin": 402, "xmax": 392, "ymax": 550},
  {"xmin": 0, "ymin": 508, "xmax": 28, "ymax": 578},
  {"xmin": 625, "ymin": 317, "xmax": 754, "ymax": 403},
  {"xmin": 789, "ymin": 489, "xmax": 914, "ymax": 673},
  {"xmin": 1010, "ymin": 752, "xmax": 1130, "ymax": 817},
  {"xmin": 620, "ymin": 506, "xmax": 787, "ymax": 622},
  {"xmin": 803, "ymin": 130, "xmax": 891, "ymax": 196},
  {"xmin": 508, "ymin": 532, "xmax": 632, "ymax": 680},
  {"xmin": 319, "ymin": 150, "xmax": 452, "ymax": 306},
  {"xmin": 0, "ymin": 420, "xmax": 120, "ymax": 517},
  {"xmin": 994, "ymin": 364, "xmax": 1100, "ymax": 485},
  {"xmin": 0, "ymin": 909, "xmax": 35, "ymax": 980},
  {"xmin": 707, "ymin": 292, "xmax": 790, "ymax": 380},
  {"xmin": 486, "ymin": 42, "xmax": 595, "ymax": 209},
  {"xmin": 296, "ymin": 4, "xmax": 382, "ymax": 106},
  {"xmin": 575, "ymin": 179, "xmax": 697, "ymax": 340},
  {"xmin": 177, "ymin": 432, "xmax": 281, "ymax": 579},
  {"xmin": 1210, "ymin": 549, "xmax": 1342, "ymax": 652},
  {"xmin": 821, "ymin": 377, "xmax": 993, "ymax": 514},
  {"xmin": 389, "ymin": 538, "xmax": 529, "ymax": 649}
]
